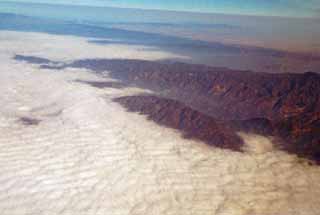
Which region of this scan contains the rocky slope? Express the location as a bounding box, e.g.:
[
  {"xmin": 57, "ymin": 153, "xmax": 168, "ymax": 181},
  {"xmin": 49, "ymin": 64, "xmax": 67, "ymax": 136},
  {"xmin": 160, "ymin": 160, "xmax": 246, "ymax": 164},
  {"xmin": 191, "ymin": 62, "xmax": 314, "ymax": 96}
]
[
  {"xmin": 114, "ymin": 95, "xmax": 244, "ymax": 151},
  {"xmin": 14, "ymin": 55, "xmax": 320, "ymax": 162}
]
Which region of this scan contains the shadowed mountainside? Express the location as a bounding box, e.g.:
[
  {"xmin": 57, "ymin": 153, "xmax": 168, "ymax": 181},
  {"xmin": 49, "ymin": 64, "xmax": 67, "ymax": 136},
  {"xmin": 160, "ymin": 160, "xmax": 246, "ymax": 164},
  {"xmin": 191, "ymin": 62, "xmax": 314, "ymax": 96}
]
[
  {"xmin": 14, "ymin": 55, "xmax": 320, "ymax": 162},
  {"xmin": 114, "ymin": 95, "xmax": 245, "ymax": 151}
]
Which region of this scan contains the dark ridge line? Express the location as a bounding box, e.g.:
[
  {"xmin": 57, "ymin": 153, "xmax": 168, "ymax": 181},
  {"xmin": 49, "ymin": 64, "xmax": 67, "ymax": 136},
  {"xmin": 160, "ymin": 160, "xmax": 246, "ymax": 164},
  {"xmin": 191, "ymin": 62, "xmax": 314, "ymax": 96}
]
[
  {"xmin": 113, "ymin": 94, "xmax": 320, "ymax": 164},
  {"xmin": 113, "ymin": 95, "xmax": 245, "ymax": 152},
  {"xmin": 13, "ymin": 55, "xmax": 320, "ymax": 163},
  {"xmin": 14, "ymin": 55, "xmax": 56, "ymax": 65},
  {"xmin": 14, "ymin": 54, "xmax": 320, "ymax": 76}
]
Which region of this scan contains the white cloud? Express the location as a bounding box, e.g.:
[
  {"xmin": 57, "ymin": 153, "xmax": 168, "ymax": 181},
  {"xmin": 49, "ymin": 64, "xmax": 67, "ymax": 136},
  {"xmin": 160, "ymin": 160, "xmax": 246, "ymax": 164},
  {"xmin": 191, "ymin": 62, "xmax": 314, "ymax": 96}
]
[
  {"xmin": 0, "ymin": 31, "xmax": 188, "ymax": 62},
  {"xmin": 0, "ymin": 30, "xmax": 320, "ymax": 215}
]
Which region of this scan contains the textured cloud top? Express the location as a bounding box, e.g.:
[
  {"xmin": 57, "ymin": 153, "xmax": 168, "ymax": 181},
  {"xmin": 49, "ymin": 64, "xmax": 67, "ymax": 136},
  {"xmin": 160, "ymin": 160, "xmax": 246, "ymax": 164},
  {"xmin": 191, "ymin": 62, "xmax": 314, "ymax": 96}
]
[{"xmin": 0, "ymin": 31, "xmax": 320, "ymax": 215}]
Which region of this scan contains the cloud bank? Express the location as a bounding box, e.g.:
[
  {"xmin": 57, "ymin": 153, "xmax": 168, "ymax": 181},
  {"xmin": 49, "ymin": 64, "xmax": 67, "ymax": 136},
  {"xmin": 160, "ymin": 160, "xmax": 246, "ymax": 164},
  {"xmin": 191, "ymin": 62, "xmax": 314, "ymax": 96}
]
[{"xmin": 0, "ymin": 31, "xmax": 320, "ymax": 215}]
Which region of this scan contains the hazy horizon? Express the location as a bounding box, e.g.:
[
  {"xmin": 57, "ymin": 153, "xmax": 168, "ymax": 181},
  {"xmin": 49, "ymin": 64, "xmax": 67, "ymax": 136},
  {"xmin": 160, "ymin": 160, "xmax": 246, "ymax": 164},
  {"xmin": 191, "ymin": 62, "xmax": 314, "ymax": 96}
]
[
  {"xmin": 2, "ymin": 0, "xmax": 320, "ymax": 18},
  {"xmin": 1, "ymin": 1, "xmax": 320, "ymax": 57}
]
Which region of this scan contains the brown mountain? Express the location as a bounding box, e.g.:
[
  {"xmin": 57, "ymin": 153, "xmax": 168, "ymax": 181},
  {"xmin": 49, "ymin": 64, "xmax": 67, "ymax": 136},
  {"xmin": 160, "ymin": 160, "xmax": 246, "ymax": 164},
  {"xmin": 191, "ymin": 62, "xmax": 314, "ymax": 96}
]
[
  {"xmin": 114, "ymin": 95, "xmax": 244, "ymax": 151},
  {"xmin": 74, "ymin": 59, "xmax": 319, "ymax": 162},
  {"xmin": 14, "ymin": 55, "xmax": 320, "ymax": 162}
]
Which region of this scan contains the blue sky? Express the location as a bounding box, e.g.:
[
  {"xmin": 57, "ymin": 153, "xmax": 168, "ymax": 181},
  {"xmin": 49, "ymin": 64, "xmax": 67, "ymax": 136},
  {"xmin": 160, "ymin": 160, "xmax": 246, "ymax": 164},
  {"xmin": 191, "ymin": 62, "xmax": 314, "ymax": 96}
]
[{"xmin": 1, "ymin": 0, "xmax": 320, "ymax": 17}]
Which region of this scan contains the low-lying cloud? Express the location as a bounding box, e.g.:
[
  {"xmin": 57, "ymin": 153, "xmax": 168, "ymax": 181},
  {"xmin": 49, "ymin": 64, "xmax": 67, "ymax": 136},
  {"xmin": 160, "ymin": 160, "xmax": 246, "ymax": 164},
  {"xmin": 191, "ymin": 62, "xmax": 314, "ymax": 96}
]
[
  {"xmin": 0, "ymin": 30, "xmax": 320, "ymax": 215},
  {"xmin": 0, "ymin": 31, "xmax": 189, "ymax": 62}
]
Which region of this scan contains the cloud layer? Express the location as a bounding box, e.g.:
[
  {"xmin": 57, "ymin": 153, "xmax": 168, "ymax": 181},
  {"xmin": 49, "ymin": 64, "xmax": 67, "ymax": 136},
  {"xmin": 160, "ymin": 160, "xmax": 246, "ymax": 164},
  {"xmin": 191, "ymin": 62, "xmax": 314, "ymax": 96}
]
[{"xmin": 0, "ymin": 31, "xmax": 320, "ymax": 215}]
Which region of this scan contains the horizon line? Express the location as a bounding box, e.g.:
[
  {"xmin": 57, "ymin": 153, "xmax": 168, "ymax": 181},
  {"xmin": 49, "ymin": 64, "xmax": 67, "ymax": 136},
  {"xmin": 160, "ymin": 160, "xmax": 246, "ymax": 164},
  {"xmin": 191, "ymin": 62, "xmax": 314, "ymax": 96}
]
[{"xmin": 1, "ymin": 0, "xmax": 319, "ymax": 19}]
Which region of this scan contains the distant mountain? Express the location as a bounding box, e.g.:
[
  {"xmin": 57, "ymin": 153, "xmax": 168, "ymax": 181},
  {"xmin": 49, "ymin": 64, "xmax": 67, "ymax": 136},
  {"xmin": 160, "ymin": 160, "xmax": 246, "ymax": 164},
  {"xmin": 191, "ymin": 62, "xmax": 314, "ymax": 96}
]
[
  {"xmin": 14, "ymin": 55, "xmax": 320, "ymax": 162},
  {"xmin": 6, "ymin": 11, "xmax": 320, "ymax": 73}
]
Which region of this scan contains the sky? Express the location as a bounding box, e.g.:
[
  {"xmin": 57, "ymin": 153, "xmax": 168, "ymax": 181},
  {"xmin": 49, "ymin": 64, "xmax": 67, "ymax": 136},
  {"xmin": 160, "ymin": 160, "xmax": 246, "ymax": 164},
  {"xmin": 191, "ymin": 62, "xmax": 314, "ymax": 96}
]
[{"xmin": 1, "ymin": 0, "xmax": 320, "ymax": 17}]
